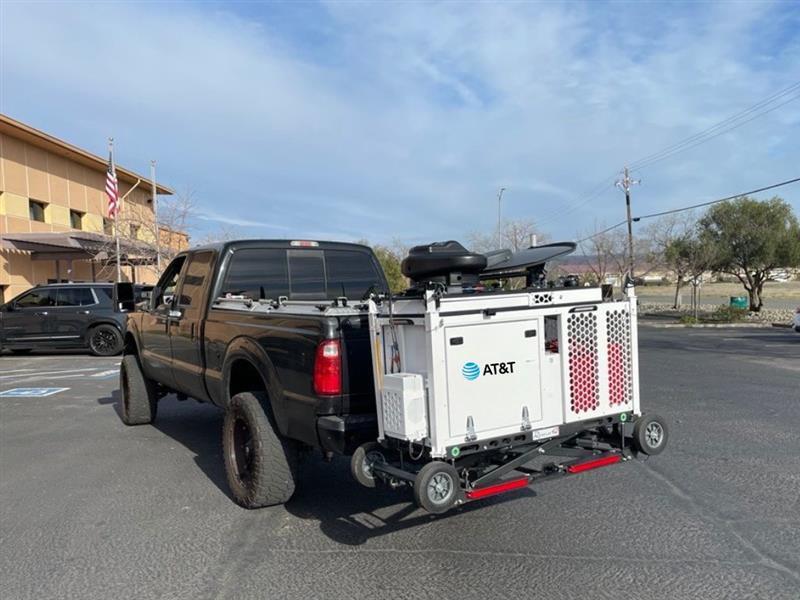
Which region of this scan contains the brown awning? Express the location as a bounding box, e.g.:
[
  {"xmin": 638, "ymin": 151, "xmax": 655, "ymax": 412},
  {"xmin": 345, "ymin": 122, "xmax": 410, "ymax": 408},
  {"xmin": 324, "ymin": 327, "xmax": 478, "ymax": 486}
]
[{"xmin": 1, "ymin": 232, "xmax": 157, "ymax": 264}]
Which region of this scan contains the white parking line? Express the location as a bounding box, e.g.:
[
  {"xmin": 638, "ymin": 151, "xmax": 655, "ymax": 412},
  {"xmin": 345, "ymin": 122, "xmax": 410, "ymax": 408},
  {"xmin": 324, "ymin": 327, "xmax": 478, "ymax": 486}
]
[
  {"xmin": 91, "ymin": 370, "xmax": 119, "ymax": 378},
  {"xmin": 0, "ymin": 367, "xmax": 106, "ymax": 380}
]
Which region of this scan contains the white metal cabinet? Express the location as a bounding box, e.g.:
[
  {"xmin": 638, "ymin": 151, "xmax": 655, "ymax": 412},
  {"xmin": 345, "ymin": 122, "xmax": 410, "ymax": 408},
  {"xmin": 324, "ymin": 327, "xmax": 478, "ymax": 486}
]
[{"xmin": 443, "ymin": 319, "xmax": 542, "ymax": 438}]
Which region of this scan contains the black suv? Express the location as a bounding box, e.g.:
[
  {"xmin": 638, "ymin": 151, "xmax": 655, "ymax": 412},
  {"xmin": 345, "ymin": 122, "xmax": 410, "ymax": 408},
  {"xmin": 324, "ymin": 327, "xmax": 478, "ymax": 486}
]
[{"xmin": 0, "ymin": 283, "xmax": 149, "ymax": 356}]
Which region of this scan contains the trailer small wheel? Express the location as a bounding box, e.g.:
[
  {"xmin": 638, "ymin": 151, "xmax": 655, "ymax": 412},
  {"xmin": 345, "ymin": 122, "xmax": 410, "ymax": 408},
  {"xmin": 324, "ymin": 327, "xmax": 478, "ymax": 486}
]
[
  {"xmin": 414, "ymin": 461, "xmax": 460, "ymax": 514},
  {"xmin": 351, "ymin": 442, "xmax": 387, "ymax": 488},
  {"xmin": 633, "ymin": 414, "xmax": 669, "ymax": 455}
]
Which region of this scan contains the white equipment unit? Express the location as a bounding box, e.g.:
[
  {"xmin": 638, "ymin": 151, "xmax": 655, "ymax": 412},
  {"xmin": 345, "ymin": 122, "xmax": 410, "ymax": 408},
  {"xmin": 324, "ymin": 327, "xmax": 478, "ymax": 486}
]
[
  {"xmin": 369, "ymin": 286, "xmax": 641, "ymax": 458},
  {"xmin": 380, "ymin": 373, "xmax": 428, "ymax": 442}
]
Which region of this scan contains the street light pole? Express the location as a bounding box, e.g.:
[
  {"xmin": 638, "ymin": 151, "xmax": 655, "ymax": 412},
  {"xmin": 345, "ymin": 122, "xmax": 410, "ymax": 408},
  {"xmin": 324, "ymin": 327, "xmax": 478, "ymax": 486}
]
[
  {"xmin": 497, "ymin": 186, "xmax": 506, "ymax": 233},
  {"xmin": 615, "ymin": 167, "xmax": 640, "ymax": 281}
]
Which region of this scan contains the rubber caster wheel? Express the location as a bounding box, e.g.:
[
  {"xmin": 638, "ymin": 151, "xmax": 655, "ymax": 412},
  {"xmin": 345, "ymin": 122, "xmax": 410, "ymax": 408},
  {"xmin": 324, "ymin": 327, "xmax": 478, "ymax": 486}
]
[
  {"xmin": 350, "ymin": 442, "xmax": 387, "ymax": 488},
  {"xmin": 414, "ymin": 461, "xmax": 460, "ymax": 514},
  {"xmin": 633, "ymin": 414, "xmax": 669, "ymax": 456}
]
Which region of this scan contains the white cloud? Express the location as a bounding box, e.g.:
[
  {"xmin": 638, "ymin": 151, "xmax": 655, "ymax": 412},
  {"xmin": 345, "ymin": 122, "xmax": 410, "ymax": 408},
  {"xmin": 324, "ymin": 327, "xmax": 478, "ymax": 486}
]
[{"xmin": 1, "ymin": 0, "xmax": 798, "ymax": 247}]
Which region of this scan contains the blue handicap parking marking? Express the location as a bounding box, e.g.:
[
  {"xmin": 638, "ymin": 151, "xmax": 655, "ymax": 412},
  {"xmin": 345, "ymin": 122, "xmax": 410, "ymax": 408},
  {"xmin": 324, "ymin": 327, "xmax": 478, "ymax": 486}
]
[{"xmin": 0, "ymin": 387, "xmax": 70, "ymax": 398}]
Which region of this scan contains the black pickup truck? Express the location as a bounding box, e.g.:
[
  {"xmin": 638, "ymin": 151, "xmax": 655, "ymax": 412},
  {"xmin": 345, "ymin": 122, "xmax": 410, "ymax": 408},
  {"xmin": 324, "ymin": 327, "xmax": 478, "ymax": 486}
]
[{"xmin": 119, "ymin": 240, "xmax": 388, "ymax": 508}]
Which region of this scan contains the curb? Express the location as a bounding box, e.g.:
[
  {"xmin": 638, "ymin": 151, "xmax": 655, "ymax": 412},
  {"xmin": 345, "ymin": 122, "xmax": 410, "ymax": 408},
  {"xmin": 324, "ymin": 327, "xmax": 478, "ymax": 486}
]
[{"xmin": 640, "ymin": 321, "xmax": 790, "ymax": 329}]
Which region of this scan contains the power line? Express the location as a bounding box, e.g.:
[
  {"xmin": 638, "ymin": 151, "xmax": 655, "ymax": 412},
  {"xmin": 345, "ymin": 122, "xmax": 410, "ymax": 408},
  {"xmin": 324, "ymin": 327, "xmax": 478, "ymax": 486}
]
[
  {"xmin": 576, "ymin": 175, "xmax": 800, "ymax": 243},
  {"xmin": 575, "ymin": 220, "xmax": 627, "ymax": 244},
  {"xmin": 535, "ymin": 177, "xmax": 617, "ymax": 228},
  {"xmin": 538, "ymin": 80, "xmax": 800, "ymax": 230},
  {"xmin": 630, "ymin": 90, "xmax": 800, "ymax": 172},
  {"xmin": 628, "ymin": 80, "xmax": 800, "ymax": 171},
  {"xmin": 633, "ymin": 175, "xmax": 800, "ymax": 221}
]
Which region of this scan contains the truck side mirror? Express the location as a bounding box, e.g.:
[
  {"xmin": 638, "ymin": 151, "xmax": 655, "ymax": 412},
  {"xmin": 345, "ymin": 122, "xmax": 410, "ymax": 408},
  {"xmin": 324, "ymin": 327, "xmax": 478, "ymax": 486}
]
[{"xmin": 113, "ymin": 282, "xmax": 137, "ymax": 312}]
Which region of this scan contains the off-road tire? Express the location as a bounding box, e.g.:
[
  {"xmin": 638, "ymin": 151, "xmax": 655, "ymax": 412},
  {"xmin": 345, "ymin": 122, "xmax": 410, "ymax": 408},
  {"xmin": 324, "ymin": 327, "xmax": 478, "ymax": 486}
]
[
  {"xmin": 222, "ymin": 391, "xmax": 298, "ymax": 508},
  {"xmin": 351, "ymin": 441, "xmax": 387, "ymax": 488},
  {"xmin": 414, "ymin": 461, "xmax": 461, "ymax": 514},
  {"xmin": 633, "ymin": 413, "xmax": 669, "ymax": 456},
  {"xmin": 89, "ymin": 324, "xmax": 124, "ymax": 356},
  {"xmin": 119, "ymin": 354, "xmax": 157, "ymax": 425}
]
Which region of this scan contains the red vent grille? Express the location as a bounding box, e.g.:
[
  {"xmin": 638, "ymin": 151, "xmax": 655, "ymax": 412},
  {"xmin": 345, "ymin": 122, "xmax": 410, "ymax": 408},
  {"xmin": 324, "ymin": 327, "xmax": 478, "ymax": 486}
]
[
  {"xmin": 567, "ymin": 312, "xmax": 599, "ymax": 413},
  {"xmin": 606, "ymin": 309, "xmax": 633, "ymax": 406}
]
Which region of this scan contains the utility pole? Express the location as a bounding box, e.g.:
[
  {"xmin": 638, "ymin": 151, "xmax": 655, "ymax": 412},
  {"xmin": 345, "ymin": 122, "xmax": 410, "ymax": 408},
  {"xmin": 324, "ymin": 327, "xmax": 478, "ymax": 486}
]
[
  {"xmin": 496, "ymin": 187, "xmax": 506, "ymax": 233},
  {"xmin": 615, "ymin": 167, "xmax": 640, "ymax": 281}
]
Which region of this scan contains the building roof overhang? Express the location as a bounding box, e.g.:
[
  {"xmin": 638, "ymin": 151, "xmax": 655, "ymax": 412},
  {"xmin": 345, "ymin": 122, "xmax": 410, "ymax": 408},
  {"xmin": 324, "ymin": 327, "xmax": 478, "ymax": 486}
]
[
  {"xmin": 0, "ymin": 113, "xmax": 174, "ymax": 195},
  {"xmin": 0, "ymin": 232, "xmax": 158, "ymax": 264}
]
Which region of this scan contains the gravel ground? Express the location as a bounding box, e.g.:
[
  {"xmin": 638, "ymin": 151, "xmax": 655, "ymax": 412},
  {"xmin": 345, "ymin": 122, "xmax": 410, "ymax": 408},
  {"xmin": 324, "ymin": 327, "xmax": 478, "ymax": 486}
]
[{"xmin": 640, "ymin": 302, "xmax": 795, "ymax": 324}]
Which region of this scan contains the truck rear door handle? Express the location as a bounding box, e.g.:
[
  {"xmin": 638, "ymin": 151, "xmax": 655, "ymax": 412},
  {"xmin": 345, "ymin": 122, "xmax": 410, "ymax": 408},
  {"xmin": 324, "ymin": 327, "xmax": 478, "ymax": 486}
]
[
  {"xmin": 79, "ymin": 310, "xmax": 91, "ymax": 315},
  {"xmin": 34, "ymin": 311, "xmax": 49, "ymax": 316}
]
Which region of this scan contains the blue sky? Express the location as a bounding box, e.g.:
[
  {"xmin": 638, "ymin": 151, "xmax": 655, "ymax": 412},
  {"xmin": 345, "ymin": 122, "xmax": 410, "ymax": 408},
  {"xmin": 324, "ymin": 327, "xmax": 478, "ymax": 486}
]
[{"xmin": 1, "ymin": 1, "xmax": 799, "ymax": 246}]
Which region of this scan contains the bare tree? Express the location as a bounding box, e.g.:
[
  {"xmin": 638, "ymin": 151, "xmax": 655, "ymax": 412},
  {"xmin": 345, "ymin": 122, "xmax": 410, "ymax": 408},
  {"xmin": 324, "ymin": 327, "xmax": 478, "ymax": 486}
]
[
  {"xmin": 665, "ymin": 233, "xmax": 717, "ymax": 319},
  {"xmin": 467, "ymin": 218, "xmax": 546, "ymax": 252},
  {"xmin": 640, "ymin": 212, "xmax": 696, "ymax": 306},
  {"xmin": 467, "ymin": 218, "xmax": 548, "ymax": 289},
  {"xmin": 193, "ymin": 224, "xmax": 241, "ymax": 246},
  {"xmin": 86, "ymin": 189, "xmax": 194, "ymax": 282},
  {"xmin": 577, "ymin": 221, "xmax": 626, "ymax": 286}
]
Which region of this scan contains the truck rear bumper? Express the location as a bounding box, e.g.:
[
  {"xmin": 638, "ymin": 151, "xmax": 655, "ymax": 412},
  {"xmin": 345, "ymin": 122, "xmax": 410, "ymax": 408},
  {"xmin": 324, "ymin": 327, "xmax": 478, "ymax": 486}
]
[{"xmin": 317, "ymin": 414, "xmax": 378, "ymax": 456}]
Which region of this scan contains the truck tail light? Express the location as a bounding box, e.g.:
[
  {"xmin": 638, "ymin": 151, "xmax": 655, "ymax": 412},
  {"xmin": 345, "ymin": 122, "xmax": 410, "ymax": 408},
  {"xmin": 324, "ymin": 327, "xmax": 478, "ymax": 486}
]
[{"xmin": 313, "ymin": 339, "xmax": 342, "ymax": 395}]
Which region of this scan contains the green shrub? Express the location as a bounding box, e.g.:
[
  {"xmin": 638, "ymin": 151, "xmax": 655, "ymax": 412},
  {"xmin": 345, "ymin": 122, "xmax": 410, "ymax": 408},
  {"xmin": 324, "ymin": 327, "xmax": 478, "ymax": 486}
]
[
  {"xmin": 712, "ymin": 305, "xmax": 748, "ymax": 322},
  {"xmin": 679, "ymin": 315, "xmax": 699, "ymax": 325}
]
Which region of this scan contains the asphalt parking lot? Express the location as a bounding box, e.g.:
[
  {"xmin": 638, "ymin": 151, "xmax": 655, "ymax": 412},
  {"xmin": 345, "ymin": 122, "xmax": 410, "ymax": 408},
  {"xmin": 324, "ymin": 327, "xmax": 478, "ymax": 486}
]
[{"xmin": 1, "ymin": 327, "xmax": 798, "ymax": 600}]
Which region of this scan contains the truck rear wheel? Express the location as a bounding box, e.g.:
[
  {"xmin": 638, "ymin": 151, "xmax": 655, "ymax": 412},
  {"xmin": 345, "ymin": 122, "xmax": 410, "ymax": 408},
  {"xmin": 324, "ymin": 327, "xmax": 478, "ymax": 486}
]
[
  {"xmin": 120, "ymin": 354, "xmax": 157, "ymax": 425},
  {"xmin": 351, "ymin": 441, "xmax": 387, "ymax": 488},
  {"xmin": 222, "ymin": 392, "xmax": 298, "ymax": 508}
]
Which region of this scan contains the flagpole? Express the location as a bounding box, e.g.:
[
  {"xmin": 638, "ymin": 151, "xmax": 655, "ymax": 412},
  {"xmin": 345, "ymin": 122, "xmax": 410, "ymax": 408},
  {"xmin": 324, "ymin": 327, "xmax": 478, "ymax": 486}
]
[
  {"xmin": 151, "ymin": 160, "xmax": 160, "ymax": 272},
  {"xmin": 110, "ymin": 137, "xmax": 122, "ymax": 283}
]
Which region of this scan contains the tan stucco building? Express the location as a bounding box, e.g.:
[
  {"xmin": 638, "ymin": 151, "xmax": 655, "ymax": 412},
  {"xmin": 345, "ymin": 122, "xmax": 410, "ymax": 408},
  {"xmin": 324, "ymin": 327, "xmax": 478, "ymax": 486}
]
[{"xmin": 0, "ymin": 114, "xmax": 185, "ymax": 302}]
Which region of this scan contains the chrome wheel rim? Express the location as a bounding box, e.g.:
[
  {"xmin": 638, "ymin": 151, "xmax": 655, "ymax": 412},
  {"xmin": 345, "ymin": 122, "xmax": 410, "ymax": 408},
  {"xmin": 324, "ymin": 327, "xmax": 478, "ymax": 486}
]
[{"xmin": 645, "ymin": 422, "xmax": 663, "ymax": 448}]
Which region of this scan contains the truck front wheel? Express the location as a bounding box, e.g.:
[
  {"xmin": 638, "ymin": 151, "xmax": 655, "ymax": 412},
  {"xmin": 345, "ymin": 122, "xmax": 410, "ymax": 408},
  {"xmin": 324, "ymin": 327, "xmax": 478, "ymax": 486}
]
[
  {"xmin": 222, "ymin": 392, "xmax": 298, "ymax": 508},
  {"xmin": 120, "ymin": 354, "xmax": 157, "ymax": 425}
]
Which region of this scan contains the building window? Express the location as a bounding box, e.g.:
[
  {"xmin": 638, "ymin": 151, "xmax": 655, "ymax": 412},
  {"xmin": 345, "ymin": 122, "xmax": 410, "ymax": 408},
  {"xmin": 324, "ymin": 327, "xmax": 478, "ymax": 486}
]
[
  {"xmin": 103, "ymin": 218, "xmax": 114, "ymax": 236},
  {"xmin": 130, "ymin": 223, "xmax": 141, "ymax": 239},
  {"xmin": 70, "ymin": 210, "xmax": 84, "ymax": 230},
  {"xmin": 29, "ymin": 200, "xmax": 47, "ymax": 222}
]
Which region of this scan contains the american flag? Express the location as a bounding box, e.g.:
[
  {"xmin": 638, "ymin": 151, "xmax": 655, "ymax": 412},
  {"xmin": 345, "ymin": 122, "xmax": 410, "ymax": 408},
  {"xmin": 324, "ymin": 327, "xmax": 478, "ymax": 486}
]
[{"xmin": 106, "ymin": 151, "xmax": 119, "ymax": 218}]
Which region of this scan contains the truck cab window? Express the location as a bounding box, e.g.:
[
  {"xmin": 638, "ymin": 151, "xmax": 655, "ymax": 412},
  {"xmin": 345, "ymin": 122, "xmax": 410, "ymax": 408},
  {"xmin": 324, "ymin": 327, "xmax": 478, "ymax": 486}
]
[
  {"xmin": 152, "ymin": 256, "xmax": 186, "ymax": 309},
  {"xmin": 325, "ymin": 250, "xmax": 382, "ymax": 299},
  {"xmin": 222, "ymin": 248, "xmax": 289, "ymax": 300},
  {"xmin": 288, "ymin": 250, "xmax": 325, "ymax": 298},
  {"xmin": 178, "ymin": 252, "xmax": 212, "ymax": 314}
]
